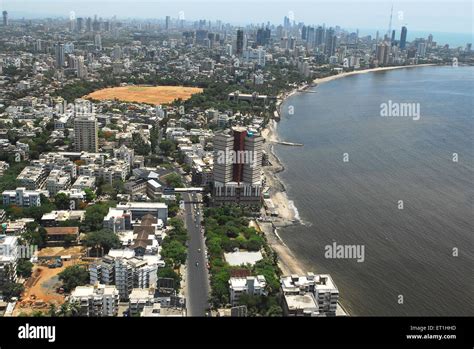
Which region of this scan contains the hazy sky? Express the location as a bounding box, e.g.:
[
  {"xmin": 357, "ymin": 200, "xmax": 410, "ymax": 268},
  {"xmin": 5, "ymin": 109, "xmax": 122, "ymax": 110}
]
[{"xmin": 2, "ymin": 0, "xmax": 473, "ymax": 34}]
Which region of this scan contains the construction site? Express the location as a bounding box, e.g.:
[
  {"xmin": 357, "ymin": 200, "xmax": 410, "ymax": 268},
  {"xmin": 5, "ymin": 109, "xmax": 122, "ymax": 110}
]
[{"xmin": 13, "ymin": 246, "xmax": 89, "ymax": 316}]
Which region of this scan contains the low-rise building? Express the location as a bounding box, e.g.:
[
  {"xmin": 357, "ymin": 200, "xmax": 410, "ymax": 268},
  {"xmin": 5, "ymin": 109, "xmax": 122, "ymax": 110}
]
[
  {"xmin": 2, "ymin": 187, "xmax": 49, "ymax": 207},
  {"xmin": 44, "ymin": 226, "xmax": 79, "ymax": 245},
  {"xmin": 229, "ymin": 275, "xmax": 267, "ymax": 306},
  {"xmin": 282, "ymin": 293, "xmax": 320, "ymax": 317},
  {"xmin": 69, "ymin": 284, "xmax": 119, "ymax": 317},
  {"xmin": 72, "ymin": 175, "xmax": 96, "ymax": 190},
  {"xmin": 129, "ymin": 288, "xmax": 155, "ymax": 316},
  {"xmin": 280, "ymin": 273, "xmax": 339, "ymax": 316},
  {"xmin": 17, "ymin": 166, "xmax": 47, "ymax": 190}
]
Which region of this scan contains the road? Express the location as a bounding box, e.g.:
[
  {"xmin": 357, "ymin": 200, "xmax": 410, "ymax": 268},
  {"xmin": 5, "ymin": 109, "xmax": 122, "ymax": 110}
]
[{"xmin": 183, "ymin": 192, "xmax": 210, "ymax": 316}]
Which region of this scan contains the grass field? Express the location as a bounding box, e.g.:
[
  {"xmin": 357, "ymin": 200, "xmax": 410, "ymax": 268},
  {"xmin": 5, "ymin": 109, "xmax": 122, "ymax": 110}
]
[{"xmin": 85, "ymin": 85, "xmax": 203, "ymax": 105}]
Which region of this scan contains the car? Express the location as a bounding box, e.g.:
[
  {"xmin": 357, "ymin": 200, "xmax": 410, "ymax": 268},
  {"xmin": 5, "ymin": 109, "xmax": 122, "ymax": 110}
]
[
  {"xmin": 195, "ymin": 262, "xmax": 199, "ymax": 267},
  {"xmin": 198, "ymin": 248, "xmax": 201, "ymax": 253}
]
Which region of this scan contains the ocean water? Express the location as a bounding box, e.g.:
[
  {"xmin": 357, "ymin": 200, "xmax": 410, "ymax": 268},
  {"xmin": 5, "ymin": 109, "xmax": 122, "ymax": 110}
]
[{"xmin": 276, "ymin": 66, "xmax": 474, "ymax": 316}]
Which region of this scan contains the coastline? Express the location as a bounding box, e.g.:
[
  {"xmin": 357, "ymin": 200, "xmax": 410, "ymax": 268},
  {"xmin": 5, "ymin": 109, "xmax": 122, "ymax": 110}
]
[{"xmin": 260, "ymin": 63, "xmax": 438, "ymax": 316}]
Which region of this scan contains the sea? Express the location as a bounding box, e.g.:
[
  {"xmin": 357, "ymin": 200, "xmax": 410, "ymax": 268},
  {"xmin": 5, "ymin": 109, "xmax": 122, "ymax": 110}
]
[{"xmin": 276, "ymin": 65, "xmax": 474, "ymax": 315}]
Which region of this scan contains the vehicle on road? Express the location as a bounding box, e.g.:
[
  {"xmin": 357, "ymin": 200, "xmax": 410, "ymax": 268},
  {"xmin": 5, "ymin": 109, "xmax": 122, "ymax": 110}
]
[{"xmin": 198, "ymin": 248, "xmax": 201, "ymax": 253}]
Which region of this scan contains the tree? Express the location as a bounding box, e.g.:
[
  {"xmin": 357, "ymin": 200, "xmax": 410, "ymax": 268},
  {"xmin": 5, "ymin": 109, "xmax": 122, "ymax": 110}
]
[
  {"xmin": 58, "ymin": 265, "xmax": 89, "ymax": 292},
  {"xmin": 158, "ymin": 139, "xmax": 175, "ymax": 156},
  {"xmin": 82, "ymin": 203, "xmax": 110, "ymax": 232},
  {"xmin": 0, "ymin": 282, "xmax": 24, "ymax": 301},
  {"xmin": 157, "ymin": 267, "xmax": 182, "ymax": 291},
  {"xmin": 163, "ymin": 173, "xmax": 183, "ymax": 188},
  {"xmin": 55, "ymin": 193, "xmax": 70, "ymax": 210},
  {"xmin": 16, "ymin": 259, "xmax": 33, "ymax": 278},
  {"xmin": 161, "ymin": 239, "xmax": 187, "ymax": 268},
  {"xmin": 84, "ymin": 188, "xmax": 96, "ymax": 202},
  {"xmin": 83, "ymin": 229, "xmax": 121, "ymax": 255}
]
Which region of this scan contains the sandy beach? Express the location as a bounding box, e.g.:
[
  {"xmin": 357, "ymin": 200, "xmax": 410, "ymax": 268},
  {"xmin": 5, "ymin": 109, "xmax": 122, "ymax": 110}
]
[{"xmin": 311, "ymin": 63, "xmax": 436, "ymax": 86}]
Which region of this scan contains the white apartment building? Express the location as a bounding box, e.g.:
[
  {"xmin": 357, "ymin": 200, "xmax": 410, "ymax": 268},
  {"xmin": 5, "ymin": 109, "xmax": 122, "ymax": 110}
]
[
  {"xmin": 17, "ymin": 165, "xmax": 47, "ymax": 190},
  {"xmin": 2, "ymin": 187, "xmax": 49, "ymax": 207},
  {"xmin": 280, "ymin": 273, "xmax": 339, "ymax": 316},
  {"xmin": 90, "ymin": 250, "xmax": 158, "ymax": 301},
  {"xmin": 129, "ymin": 288, "xmax": 155, "ymax": 316},
  {"xmin": 45, "ymin": 169, "xmax": 71, "ymax": 195},
  {"xmin": 69, "ymin": 284, "xmax": 119, "ymax": 317},
  {"xmin": 72, "ymin": 175, "xmax": 96, "ymax": 190},
  {"xmin": 0, "ymin": 235, "xmax": 19, "ymax": 286},
  {"xmin": 229, "ymin": 275, "xmax": 267, "ymax": 306}
]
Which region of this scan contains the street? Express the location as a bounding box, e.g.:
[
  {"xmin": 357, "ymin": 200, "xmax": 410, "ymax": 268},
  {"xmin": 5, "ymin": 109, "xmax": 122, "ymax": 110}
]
[{"xmin": 183, "ymin": 192, "xmax": 210, "ymax": 316}]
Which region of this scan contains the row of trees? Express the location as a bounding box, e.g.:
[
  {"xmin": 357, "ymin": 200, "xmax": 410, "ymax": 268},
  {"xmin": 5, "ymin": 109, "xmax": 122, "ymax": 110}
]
[{"xmin": 203, "ymin": 206, "xmax": 282, "ymax": 315}]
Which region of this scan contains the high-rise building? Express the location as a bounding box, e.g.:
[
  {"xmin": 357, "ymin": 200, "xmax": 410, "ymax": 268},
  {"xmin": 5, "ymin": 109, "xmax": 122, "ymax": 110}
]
[
  {"xmin": 94, "ymin": 34, "xmax": 102, "ymax": 50},
  {"xmin": 2, "ymin": 11, "xmax": 7, "ymax": 26},
  {"xmin": 213, "ymin": 127, "xmax": 263, "ymax": 207},
  {"xmin": 417, "ymin": 42, "xmax": 427, "ymax": 57},
  {"xmin": 76, "ymin": 17, "xmax": 84, "ymax": 32},
  {"xmin": 55, "ymin": 43, "xmax": 65, "ymax": 68},
  {"xmin": 400, "ymin": 26, "xmax": 408, "ymax": 49},
  {"xmin": 236, "ymin": 29, "xmax": 244, "ymax": 55},
  {"xmin": 77, "ymin": 56, "xmax": 87, "ymax": 78},
  {"xmin": 391, "ymin": 30, "xmax": 396, "ymax": 43},
  {"xmin": 324, "ymin": 28, "xmax": 336, "ymax": 56},
  {"xmin": 74, "ymin": 115, "xmax": 99, "ymax": 152},
  {"xmin": 165, "ymin": 15, "xmax": 170, "ymax": 30}
]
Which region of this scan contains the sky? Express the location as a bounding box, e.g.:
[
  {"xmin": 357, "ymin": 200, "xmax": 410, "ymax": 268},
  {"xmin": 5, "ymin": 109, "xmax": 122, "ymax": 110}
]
[{"xmin": 2, "ymin": 0, "xmax": 473, "ymax": 35}]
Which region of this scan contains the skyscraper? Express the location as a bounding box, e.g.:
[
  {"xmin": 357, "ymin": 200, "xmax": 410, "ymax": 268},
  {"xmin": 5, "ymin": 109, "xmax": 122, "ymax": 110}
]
[
  {"xmin": 324, "ymin": 28, "xmax": 336, "ymax": 56},
  {"xmin": 55, "ymin": 43, "xmax": 65, "ymax": 68},
  {"xmin": 2, "ymin": 11, "xmax": 8, "ymax": 26},
  {"xmin": 213, "ymin": 127, "xmax": 263, "ymax": 206},
  {"xmin": 74, "ymin": 115, "xmax": 99, "ymax": 152},
  {"xmin": 165, "ymin": 16, "xmax": 170, "ymax": 30},
  {"xmin": 236, "ymin": 29, "xmax": 244, "ymax": 55},
  {"xmin": 400, "ymin": 26, "xmax": 408, "ymax": 49}
]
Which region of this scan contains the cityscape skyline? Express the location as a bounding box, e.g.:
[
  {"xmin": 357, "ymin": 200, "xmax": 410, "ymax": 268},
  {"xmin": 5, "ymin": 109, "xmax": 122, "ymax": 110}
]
[{"xmin": 2, "ymin": 0, "xmax": 473, "ymax": 36}]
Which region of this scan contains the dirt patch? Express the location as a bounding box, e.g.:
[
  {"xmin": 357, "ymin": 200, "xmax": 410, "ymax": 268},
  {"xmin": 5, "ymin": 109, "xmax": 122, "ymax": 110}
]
[
  {"xmin": 14, "ymin": 258, "xmax": 88, "ymax": 316},
  {"xmin": 84, "ymin": 85, "xmax": 203, "ymax": 105},
  {"xmin": 37, "ymin": 246, "xmax": 85, "ymax": 258}
]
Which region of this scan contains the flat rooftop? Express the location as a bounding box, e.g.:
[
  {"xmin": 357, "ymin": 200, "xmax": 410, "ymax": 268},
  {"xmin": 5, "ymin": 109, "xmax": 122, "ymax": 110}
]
[{"xmin": 224, "ymin": 251, "xmax": 263, "ymax": 266}]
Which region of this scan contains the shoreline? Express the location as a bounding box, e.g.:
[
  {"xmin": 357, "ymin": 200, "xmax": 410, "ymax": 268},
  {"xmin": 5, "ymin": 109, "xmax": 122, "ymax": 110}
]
[{"xmin": 261, "ymin": 63, "xmax": 439, "ymax": 316}]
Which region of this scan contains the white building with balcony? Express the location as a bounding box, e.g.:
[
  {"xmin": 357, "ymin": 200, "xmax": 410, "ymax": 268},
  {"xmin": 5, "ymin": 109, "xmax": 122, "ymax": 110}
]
[
  {"xmin": 229, "ymin": 275, "xmax": 266, "ymax": 306},
  {"xmin": 69, "ymin": 284, "xmax": 119, "ymax": 317}
]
